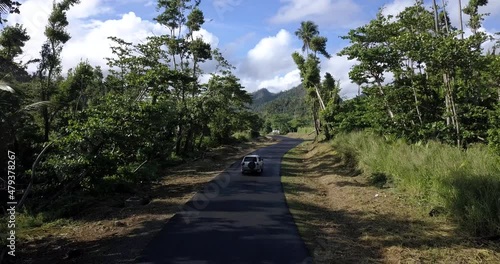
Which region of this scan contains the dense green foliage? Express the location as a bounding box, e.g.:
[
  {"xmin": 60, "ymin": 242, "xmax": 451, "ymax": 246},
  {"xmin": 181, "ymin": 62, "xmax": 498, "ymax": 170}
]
[
  {"xmin": 288, "ymin": 2, "xmax": 499, "ymax": 151},
  {"xmin": 329, "ymin": 0, "xmax": 500, "ymax": 150},
  {"xmin": 1, "ymin": 0, "xmax": 258, "ymax": 215},
  {"xmin": 287, "ymin": 0, "xmax": 500, "ymax": 237},
  {"xmin": 250, "ymin": 88, "xmax": 278, "ymax": 109}
]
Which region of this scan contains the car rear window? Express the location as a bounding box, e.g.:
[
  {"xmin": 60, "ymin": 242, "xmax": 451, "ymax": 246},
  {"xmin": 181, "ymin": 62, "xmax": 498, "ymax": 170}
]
[{"xmin": 244, "ymin": 157, "xmax": 257, "ymax": 162}]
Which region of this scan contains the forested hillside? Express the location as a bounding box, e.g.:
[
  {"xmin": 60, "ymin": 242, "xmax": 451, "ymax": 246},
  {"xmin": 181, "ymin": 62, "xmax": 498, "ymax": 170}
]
[
  {"xmin": 251, "ymin": 85, "xmax": 311, "ymax": 134},
  {"xmin": 250, "ymin": 88, "xmax": 278, "ymax": 109}
]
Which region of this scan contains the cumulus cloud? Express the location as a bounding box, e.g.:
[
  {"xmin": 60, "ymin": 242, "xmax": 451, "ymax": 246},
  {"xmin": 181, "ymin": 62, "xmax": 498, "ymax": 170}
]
[
  {"xmin": 381, "ymin": 0, "xmax": 414, "ymax": 18},
  {"xmin": 62, "ymin": 12, "xmax": 168, "ymax": 71},
  {"xmin": 6, "ymin": 0, "xmax": 218, "ymax": 73},
  {"xmin": 322, "ymin": 54, "xmax": 358, "ymax": 98},
  {"xmin": 236, "ymin": 29, "xmax": 302, "ymax": 92},
  {"xmin": 235, "ymin": 28, "xmax": 359, "ymax": 95},
  {"xmin": 193, "ymin": 28, "xmax": 220, "ymax": 48},
  {"xmin": 270, "ymin": 0, "xmax": 363, "ymax": 28},
  {"xmin": 239, "ymin": 29, "xmax": 297, "ymax": 79}
]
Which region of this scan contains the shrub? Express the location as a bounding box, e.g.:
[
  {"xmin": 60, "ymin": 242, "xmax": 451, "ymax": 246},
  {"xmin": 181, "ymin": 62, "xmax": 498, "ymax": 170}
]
[{"xmin": 41, "ymin": 94, "xmax": 177, "ymax": 196}]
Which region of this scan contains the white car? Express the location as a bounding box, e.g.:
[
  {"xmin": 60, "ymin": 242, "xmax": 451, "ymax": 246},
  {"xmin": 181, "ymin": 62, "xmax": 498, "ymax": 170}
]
[{"xmin": 241, "ymin": 155, "xmax": 264, "ymax": 175}]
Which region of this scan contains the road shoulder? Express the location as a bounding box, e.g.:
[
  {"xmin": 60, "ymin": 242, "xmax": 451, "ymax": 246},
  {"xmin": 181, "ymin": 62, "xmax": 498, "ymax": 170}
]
[{"xmin": 281, "ymin": 139, "xmax": 500, "ymax": 263}]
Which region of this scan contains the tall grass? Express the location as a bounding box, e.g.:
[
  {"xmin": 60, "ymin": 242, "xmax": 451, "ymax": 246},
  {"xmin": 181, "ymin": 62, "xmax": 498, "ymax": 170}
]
[
  {"xmin": 332, "ymin": 131, "xmax": 500, "ymax": 237},
  {"xmin": 298, "ymin": 127, "xmax": 315, "ymax": 135}
]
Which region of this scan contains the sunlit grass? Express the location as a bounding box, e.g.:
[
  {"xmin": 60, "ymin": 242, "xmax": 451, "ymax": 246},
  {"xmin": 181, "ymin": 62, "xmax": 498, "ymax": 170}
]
[{"xmin": 332, "ymin": 131, "xmax": 500, "ymax": 237}]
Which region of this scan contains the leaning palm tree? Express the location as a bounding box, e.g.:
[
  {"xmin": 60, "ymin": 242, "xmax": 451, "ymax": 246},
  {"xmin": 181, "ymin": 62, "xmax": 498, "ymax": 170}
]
[
  {"xmin": 0, "ymin": 0, "xmax": 11, "ymax": 13},
  {"xmin": 294, "ymin": 21, "xmax": 319, "ymax": 55},
  {"xmin": 0, "ymin": 0, "xmax": 19, "ymax": 24}
]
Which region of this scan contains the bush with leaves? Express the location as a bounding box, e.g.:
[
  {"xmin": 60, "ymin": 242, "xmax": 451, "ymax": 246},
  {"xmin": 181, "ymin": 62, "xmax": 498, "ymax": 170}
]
[{"xmin": 42, "ymin": 93, "xmax": 176, "ymax": 195}]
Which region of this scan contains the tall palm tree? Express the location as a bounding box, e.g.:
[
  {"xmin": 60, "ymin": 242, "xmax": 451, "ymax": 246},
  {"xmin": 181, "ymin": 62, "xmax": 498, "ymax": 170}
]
[
  {"xmin": 0, "ymin": 0, "xmax": 11, "ymax": 13},
  {"xmin": 294, "ymin": 21, "xmax": 319, "ymax": 55},
  {"xmin": 0, "ymin": 0, "xmax": 18, "ymax": 24}
]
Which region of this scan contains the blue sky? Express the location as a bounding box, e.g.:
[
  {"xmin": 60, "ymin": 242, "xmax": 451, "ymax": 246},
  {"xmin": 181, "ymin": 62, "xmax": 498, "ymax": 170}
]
[{"xmin": 7, "ymin": 0, "xmax": 500, "ymax": 97}]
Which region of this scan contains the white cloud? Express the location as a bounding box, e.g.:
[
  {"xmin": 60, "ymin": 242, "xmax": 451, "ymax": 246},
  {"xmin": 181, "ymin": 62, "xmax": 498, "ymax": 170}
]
[
  {"xmin": 144, "ymin": 0, "xmax": 155, "ymax": 7},
  {"xmin": 62, "ymin": 12, "xmax": 167, "ymax": 71},
  {"xmin": 193, "ymin": 28, "xmax": 220, "ymax": 48},
  {"xmin": 256, "ymin": 69, "xmax": 301, "ymax": 93},
  {"xmin": 236, "ymin": 29, "xmax": 359, "ymax": 95},
  {"xmin": 67, "ymin": 0, "xmax": 112, "ymax": 19},
  {"xmin": 240, "ymin": 29, "xmax": 297, "ymax": 80},
  {"xmin": 270, "ymin": 0, "xmax": 362, "ymax": 28},
  {"xmin": 6, "ymin": 0, "xmax": 218, "ymax": 74},
  {"xmin": 322, "ymin": 53, "xmax": 358, "ymax": 98},
  {"xmin": 381, "ymin": 0, "xmax": 414, "ymax": 18},
  {"xmin": 213, "ymin": 0, "xmax": 243, "ymax": 20}
]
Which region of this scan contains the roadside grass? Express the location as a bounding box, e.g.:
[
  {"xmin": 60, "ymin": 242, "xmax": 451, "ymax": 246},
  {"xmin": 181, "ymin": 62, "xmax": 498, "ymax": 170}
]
[
  {"xmin": 11, "ymin": 137, "xmax": 276, "ymax": 263},
  {"xmin": 332, "ymin": 132, "xmax": 500, "ymax": 238},
  {"xmin": 298, "ymin": 127, "xmax": 316, "ymax": 135},
  {"xmin": 282, "ymin": 138, "xmax": 500, "ymax": 263}
]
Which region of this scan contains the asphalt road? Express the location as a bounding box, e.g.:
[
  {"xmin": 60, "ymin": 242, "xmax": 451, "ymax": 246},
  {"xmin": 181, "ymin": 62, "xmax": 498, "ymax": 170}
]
[{"xmin": 136, "ymin": 137, "xmax": 311, "ymax": 264}]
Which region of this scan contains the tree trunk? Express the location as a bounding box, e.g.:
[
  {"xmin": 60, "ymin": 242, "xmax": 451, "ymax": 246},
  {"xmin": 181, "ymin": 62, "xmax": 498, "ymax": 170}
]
[
  {"xmin": 375, "ymin": 80, "xmax": 395, "ymax": 120},
  {"xmin": 197, "ymin": 128, "xmax": 205, "ymax": 150},
  {"xmin": 175, "ymin": 123, "xmax": 183, "ymax": 155},
  {"xmin": 441, "ymin": 0, "xmax": 450, "ymax": 34},
  {"xmin": 314, "ymin": 85, "xmax": 326, "ymax": 110},
  {"xmin": 411, "ymin": 83, "xmax": 423, "ymax": 126},
  {"xmin": 458, "ymin": 0, "xmax": 464, "ymax": 39},
  {"xmin": 312, "ymin": 101, "xmax": 320, "ymax": 137},
  {"xmin": 432, "ymin": 0, "xmax": 440, "ymax": 33},
  {"xmin": 409, "ymin": 59, "xmax": 423, "ymax": 125},
  {"xmin": 444, "ymin": 86, "xmax": 451, "ymax": 126},
  {"xmin": 443, "ymin": 73, "xmax": 461, "ymax": 146},
  {"xmin": 498, "ymin": 87, "xmax": 500, "ymax": 103},
  {"xmin": 183, "ymin": 125, "xmax": 194, "ymax": 154}
]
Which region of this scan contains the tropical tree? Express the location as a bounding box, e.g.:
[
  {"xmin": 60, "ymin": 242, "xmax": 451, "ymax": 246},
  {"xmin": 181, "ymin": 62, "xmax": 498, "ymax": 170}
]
[
  {"xmin": 0, "ymin": 0, "xmax": 20, "ymax": 24},
  {"xmin": 294, "ymin": 21, "xmax": 319, "ymax": 55},
  {"xmin": 292, "ymin": 21, "xmax": 335, "ymax": 137},
  {"xmin": 36, "ymin": 0, "xmax": 80, "ymax": 141},
  {"xmin": 0, "ymin": 23, "xmax": 29, "ymax": 60}
]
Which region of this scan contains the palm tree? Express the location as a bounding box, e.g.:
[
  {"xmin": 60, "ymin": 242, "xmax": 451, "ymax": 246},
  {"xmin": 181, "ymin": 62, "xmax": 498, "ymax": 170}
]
[
  {"xmin": 0, "ymin": 0, "xmax": 11, "ymax": 13},
  {"xmin": 0, "ymin": 0, "xmax": 16, "ymax": 23},
  {"xmin": 294, "ymin": 21, "xmax": 319, "ymax": 55}
]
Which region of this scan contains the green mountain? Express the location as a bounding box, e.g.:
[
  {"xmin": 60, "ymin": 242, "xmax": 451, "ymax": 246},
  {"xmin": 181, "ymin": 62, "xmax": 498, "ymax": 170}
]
[
  {"xmin": 251, "ymin": 85, "xmax": 310, "ymax": 119},
  {"xmin": 251, "ymin": 88, "xmax": 278, "ymax": 109}
]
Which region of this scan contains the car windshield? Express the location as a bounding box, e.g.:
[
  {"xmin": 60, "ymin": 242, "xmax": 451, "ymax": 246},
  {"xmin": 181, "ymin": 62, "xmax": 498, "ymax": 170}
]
[{"xmin": 244, "ymin": 157, "xmax": 257, "ymax": 162}]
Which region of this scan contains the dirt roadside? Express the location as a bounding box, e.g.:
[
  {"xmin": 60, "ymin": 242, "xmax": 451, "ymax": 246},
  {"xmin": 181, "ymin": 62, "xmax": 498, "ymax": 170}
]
[
  {"xmin": 281, "ymin": 138, "xmax": 500, "ymax": 264},
  {"xmin": 17, "ymin": 137, "xmax": 277, "ymax": 264}
]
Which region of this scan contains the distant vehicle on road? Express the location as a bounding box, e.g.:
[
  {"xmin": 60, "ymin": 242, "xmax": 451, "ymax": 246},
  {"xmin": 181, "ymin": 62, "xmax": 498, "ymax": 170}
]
[{"xmin": 241, "ymin": 155, "xmax": 264, "ymax": 175}]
